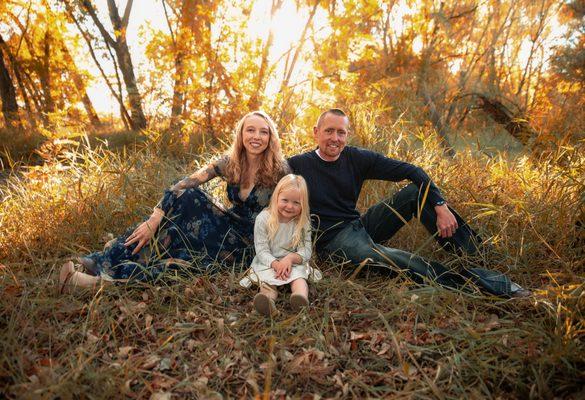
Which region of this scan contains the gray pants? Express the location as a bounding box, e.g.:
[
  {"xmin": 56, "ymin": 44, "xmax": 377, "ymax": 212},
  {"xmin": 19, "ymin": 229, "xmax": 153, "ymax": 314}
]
[{"xmin": 322, "ymin": 184, "xmax": 513, "ymax": 296}]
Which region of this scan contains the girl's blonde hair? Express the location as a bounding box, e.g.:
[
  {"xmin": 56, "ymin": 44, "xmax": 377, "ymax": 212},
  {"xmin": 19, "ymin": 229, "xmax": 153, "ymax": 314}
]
[
  {"xmin": 224, "ymin": 111, "xmax": 288, "ymax": 188},
  {"xmin": 266, "ymin": 174, "xmax": 311, "ymax": 250}
]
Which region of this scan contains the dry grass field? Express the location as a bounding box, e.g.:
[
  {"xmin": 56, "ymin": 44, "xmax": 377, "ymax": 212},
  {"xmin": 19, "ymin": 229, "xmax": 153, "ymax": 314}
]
[{"xmin": 0, "ymin": 123, "xmax": 583, "ymax": 399}]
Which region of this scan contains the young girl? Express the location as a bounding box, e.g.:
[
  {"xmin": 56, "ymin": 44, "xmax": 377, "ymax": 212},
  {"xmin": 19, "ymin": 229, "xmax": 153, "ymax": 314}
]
[{"xmin": 248, "ymin": 174, "xmax": 320, "ymax": 316}]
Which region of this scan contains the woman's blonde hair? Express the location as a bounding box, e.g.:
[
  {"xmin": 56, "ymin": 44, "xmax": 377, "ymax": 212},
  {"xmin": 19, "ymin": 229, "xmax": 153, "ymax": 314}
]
[
  {"xmin": 224, "ymin": 111, "xmax": 287, "ymax": 188},
  {"xmin": 266, "ymin": 174, "xmax": 311, "ymax": 250}
]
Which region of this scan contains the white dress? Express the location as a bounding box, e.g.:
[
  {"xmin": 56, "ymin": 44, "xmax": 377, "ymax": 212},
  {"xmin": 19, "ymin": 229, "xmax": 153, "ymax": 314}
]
[{"xmin": 242, "ymin": 209, "xmax": 322, "ymax": 287}]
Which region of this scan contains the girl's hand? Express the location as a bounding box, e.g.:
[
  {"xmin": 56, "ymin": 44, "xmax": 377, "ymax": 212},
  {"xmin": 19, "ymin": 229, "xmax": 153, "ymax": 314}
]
[
  {"xmin": 271, "ymin": 260, "xmax": 288, "ymax": 280},
  {"xmin": 271, "ymin": 260, "xmax": 283, "ymax": 279},
  {"xmin": 278, "ymin": 258, "xmax": 292, "ymax": 280},
  {"xmin": 125, "ymin": 211, "xmax": 163, "ymax": 255}
]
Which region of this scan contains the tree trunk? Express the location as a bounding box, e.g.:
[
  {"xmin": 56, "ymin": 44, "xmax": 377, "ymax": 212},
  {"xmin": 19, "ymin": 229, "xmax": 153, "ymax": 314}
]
[
  {"xmin": 60, "ymin": 43, "xmax": 101, "ymax": 127},
  {"xmin": 276, "ymin": 0, "xmax": 320, "ymax": 128},
  {"xmin": 0, "ymin": 44, "xmax": 21, "ymax": 129},
  {"xmin": 476, "ymin": 94, "xmax": 538, "ymax": 146},
  {"xmin": 106, "ymin": 0, "xmax": 147, "ymax": 130},
  {"xmin": 416, "ymin": 4, "xmax": 455, "ymax": 158},
  {"xmin": 40, "ymin": 30, "xmax": 55, "ymax": 114},
  {"xmin": 169, "ymin": 0, "xmax": 198, "ymax": 131},
  {"xmin": 421, "ymin": 83, "xmax": 456, "ymax": 157},
  {"xmin": 248, "ymin": 0, "xmax": 284, "ymax": 110}
]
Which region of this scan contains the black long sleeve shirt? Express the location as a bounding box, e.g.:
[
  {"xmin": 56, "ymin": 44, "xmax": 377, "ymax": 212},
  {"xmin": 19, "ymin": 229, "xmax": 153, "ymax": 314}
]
[{"xmin": 288, "ymin": 146, "xmax": 445, "ymax": 249}]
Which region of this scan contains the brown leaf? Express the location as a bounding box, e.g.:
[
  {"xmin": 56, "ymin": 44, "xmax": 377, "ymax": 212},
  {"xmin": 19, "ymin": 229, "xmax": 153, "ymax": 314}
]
[
  {"xmin": 145, "ymin": 314, "xmax": 153, "ymax": 331},
  {"xmin": 38, "ymin": 358, "xmax": 53, "ymax": 367},
  {"xmin": 117, "ymin": 346, "xmax": 133, "ymax": 359},
  {"xmin": 150, "ymin": 392, "xmax": 171, "ymax": 400},
  {"xmin": 85, "ymin": 331, "xmax": 100, "ymax": 345},
  {"xmin": 151, "ymin": 374, "xmax": 177, "ymax": 390},
  {"xmin": 193, "ymin": 377, "xmax": 208, "ymax": 391},
  {"xmin": 117, "ymin": 300, "xmax": 147, "ymax": 317},
  {"xmin": 4, "ymin": 285, "xmax": 23, "ymax": 297},
  {"xmin": 482, "ymin": 314, "xmax": 501, "ymax": 332},
  {"xmin": 377, "ymin": 343, "xmax": 392, "ymax": 356},
  {"xmin": 142, "ymin": 355, "xmax": 161, "ymax": 370},
  {"xmin": 396, "ymin": 362, "xmax": 417, "ymax": 381},
  {"xmin": 349, "ymin": 331, "xmax": 370, "ymax": 341},
  {"xmin": 185, "ymin": 339, "xmax": 198, "ymax": 351}
]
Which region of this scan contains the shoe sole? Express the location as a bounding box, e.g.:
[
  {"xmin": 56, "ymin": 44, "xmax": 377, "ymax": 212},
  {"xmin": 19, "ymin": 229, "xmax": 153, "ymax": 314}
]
[
  {"xmin": 290, "ymin": 293, "xmax": 309, "ymax": 312},
  {"xmin": 254, "ymin": 293, "xmax": 276, "ymax": 317},
  {"xmin": 511, "ymin": 289, "xmax": 532, "ymax": 298}
]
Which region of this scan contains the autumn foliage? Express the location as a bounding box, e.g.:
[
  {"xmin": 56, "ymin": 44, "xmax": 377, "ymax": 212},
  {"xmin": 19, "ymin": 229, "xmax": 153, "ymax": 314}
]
[{"xmin": 0, "ymin": 0, "xmax": 584, "ymax": 398}]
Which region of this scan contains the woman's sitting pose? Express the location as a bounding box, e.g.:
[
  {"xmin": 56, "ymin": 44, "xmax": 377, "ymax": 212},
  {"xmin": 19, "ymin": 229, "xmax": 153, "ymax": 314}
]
[
  {"xmin": 59, "ymin": 111, "xmax": 289, "ymax": 291},
  {"xmin": 247, "ymin": 174, "xmax": 321, "ymax": 316}
]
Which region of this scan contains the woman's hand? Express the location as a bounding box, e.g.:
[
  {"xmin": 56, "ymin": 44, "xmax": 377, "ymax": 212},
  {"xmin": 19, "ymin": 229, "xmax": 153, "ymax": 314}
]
[{"xmin": 125, "ymin": 209, "xmax": 164, "ymax": 255}]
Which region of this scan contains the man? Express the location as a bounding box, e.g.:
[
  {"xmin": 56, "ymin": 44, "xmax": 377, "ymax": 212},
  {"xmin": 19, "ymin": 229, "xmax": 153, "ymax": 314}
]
[{"xmin": 288, "ymin": 108, "xmax": 530, "ymax": 297}]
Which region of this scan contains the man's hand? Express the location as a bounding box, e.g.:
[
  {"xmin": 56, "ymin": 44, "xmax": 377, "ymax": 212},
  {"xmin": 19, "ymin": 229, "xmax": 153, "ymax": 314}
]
[
  {"xmin": 125, "ymin": 210, "xmax": 164, "ymax": 255},
  {"xmin": 435, "ymin": 204, "xmax": 458, "ymax": 238}
]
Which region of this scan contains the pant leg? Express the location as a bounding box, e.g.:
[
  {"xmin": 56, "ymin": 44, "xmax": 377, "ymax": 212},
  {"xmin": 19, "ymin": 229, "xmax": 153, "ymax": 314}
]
[
  {"xmin": 322, "ymin": 220, "xmax": 469, "ymax": 290},
  {"xmin": 361, "ymin": 183, "xmax": 483, "ymax": 255},
  {"xmin": 324, "ymin": 221, "xmax": 514, "ymax": 295}
]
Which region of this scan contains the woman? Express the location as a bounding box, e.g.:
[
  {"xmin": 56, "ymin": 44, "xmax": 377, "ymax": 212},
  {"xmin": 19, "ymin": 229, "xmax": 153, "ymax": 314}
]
[{"xmin": 59, "ymin": 111, "xmax": 289, "ymax": 291}]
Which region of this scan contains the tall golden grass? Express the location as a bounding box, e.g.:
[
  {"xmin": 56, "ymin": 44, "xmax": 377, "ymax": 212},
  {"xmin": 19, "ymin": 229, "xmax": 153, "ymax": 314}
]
[{"xmin": 0, "ymin": 114, "xmax": 583, "ymax": 398}]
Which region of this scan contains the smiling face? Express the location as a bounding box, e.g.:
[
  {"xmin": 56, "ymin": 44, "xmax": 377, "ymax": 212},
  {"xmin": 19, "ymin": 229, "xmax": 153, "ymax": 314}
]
[
  {"xmin": 276, "ymin": 187, "xmax": 302, "ymax": 222},
  {"xmin": 313, "ymin": 112, "xmax": 350, "ymax": 161},
  {"xmin": 241, "ymin": 115, "xmax": 270, "ymax": 157}
]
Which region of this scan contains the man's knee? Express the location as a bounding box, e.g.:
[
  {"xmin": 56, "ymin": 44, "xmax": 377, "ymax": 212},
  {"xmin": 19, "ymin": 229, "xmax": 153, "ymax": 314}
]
[
  {"xmin": 329, "ymin": 242, "xmax": 380, "ymax": 266},
  {"xmin": 395, "ymin": 183, "xmax": 420, "ymax": 202}
]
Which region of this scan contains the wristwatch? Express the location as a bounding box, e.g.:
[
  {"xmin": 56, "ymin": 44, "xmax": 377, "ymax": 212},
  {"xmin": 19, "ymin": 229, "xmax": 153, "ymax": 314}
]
[{"xmin": 436, "ymin": 200, "xmax": 447, "ymax": 206}]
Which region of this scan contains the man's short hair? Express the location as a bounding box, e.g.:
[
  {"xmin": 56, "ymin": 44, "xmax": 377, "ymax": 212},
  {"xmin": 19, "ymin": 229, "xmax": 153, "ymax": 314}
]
[{"xmin": 316, "ymin": 108, "xmax": 350, "ymax": 129}]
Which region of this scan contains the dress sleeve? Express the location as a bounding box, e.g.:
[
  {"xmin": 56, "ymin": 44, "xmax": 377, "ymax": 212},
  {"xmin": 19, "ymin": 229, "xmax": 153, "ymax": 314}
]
[
  {"xmin": 213, "ymin": 155, "xmax": 229, "ymax": 177},
  {"xmin": 295, "ymin": 224, "xmax": 313, "ymax": 264},
  {"xmin": 154, "ymin": 156, "xmax": 229, "ymax": 215},
  {"xmin": 155, "ymin": 189, "xmax": 178, "ymax": 216},
  {"xmin": 254, "ymin": 211, "xmax": 277, "ymax": 267}
]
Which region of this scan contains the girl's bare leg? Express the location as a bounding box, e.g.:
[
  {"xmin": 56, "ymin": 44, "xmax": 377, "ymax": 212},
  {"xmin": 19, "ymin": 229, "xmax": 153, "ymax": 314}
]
[
  {"xmin": 254, "ymin": 283, "xmax": 278, "ymax": 316},
  {"xmin": 290, "ymin": 279, "xmax": 309, "ymax": 311},
  {"xmin": 260, "ymin": 283, "xmax": 278, "ymax": 300},
  {"xmin": 59, "ymin": 261, "xmax": 101, "ymax": 293}
]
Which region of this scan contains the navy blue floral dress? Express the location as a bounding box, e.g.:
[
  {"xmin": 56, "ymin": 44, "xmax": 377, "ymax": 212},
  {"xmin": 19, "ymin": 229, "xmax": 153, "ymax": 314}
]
[{"xmin": 83, "ymin": 176, "xmax": 273, "ymax": 282}]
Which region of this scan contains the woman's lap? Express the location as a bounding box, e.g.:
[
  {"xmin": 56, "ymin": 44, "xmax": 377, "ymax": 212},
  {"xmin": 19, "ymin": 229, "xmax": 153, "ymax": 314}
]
[{"xmin": 86, "ymin": 188, "xmax": 253, "ymax": 281}]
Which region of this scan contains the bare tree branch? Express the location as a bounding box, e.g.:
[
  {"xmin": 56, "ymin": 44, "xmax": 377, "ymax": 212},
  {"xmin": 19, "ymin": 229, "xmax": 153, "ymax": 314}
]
[
  {"xmin": 122, "ymin": 0, "xmax": 134, "ymax": 28},
  {"xmin": 78, "ymin": 0, "xmax": 116, "ymax": 47}
]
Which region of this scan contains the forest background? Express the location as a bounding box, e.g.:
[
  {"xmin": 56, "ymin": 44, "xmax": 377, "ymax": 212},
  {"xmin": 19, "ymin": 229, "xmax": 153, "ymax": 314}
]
[{"xmin": 0, "ymin": 0, "xmax": 584, "ymax": 398}]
